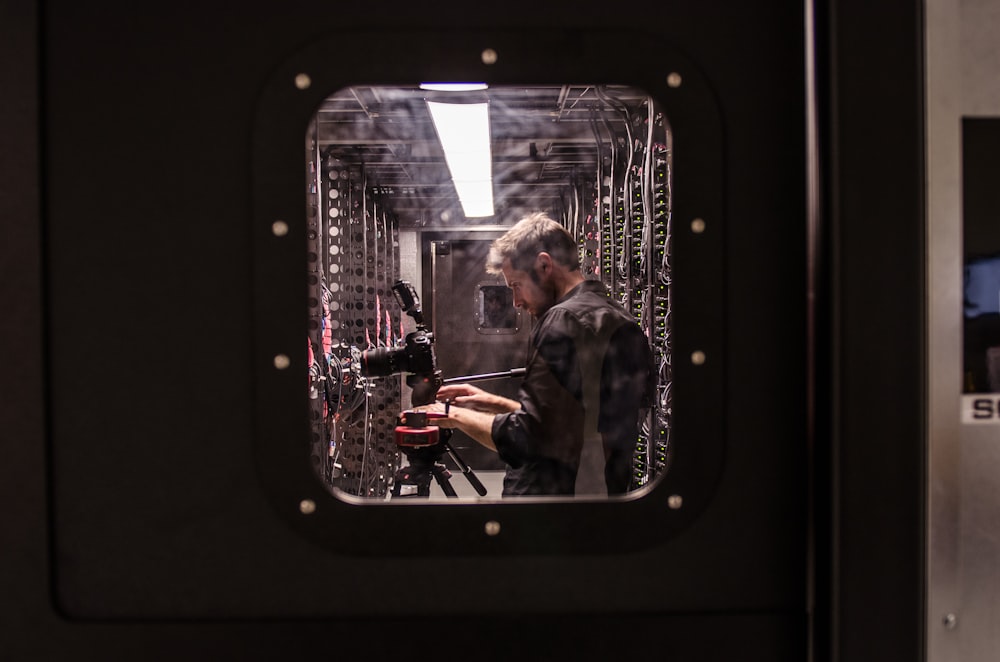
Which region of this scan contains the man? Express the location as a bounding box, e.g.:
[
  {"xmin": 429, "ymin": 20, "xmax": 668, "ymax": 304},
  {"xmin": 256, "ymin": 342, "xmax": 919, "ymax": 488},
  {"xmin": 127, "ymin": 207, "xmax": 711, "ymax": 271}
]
[{"xmin": 428, "ymin": 212, "xmax": 653, "ymax": 497}]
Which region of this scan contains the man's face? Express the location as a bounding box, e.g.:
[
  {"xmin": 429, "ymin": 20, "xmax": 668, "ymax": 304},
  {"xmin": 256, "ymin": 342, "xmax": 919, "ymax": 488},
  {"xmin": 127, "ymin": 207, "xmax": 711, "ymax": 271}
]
[{"xmin": 501, "ymin": 257, "xmax": 557, "ymax": 317}]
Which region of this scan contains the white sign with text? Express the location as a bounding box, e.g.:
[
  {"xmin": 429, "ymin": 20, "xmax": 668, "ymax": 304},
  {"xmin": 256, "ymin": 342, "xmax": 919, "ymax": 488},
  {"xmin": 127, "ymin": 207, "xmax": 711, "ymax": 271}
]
[{"xmin": 962, "ymin": 394, "xmax": 1000, "ymax": 424}]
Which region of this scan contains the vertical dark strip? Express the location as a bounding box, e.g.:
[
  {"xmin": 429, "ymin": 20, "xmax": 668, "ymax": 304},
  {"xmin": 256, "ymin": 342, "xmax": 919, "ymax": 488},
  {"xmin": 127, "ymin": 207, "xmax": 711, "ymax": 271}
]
[
  {"xmin": 819, "ymin": 1, "xmax": 928, "ymax": 660},
  {"xmin": 0, "ymin": 0, "xmax": 50, "ymax": 653}
]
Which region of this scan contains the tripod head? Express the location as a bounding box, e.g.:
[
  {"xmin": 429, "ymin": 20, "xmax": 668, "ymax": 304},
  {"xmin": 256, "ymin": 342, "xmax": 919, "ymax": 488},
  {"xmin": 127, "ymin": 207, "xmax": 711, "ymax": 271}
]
[
  {"xmin": 395, "ymin": 410, "xmax": 448, "ymax": 448},
  {"xmin": 392, "ymin": 409, "xmax": 486, "ymax": 497}
]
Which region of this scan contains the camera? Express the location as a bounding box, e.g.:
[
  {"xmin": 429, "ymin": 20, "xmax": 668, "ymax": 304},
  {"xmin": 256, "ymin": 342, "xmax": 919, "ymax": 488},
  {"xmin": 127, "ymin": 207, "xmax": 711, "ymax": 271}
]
[
  {"xmin": 360, "ymin": 328, "xmax": 436, "ymax": 378},
  {"xmin": 359, "ymin": 280, "xmax": 442, "ymax": 405}
]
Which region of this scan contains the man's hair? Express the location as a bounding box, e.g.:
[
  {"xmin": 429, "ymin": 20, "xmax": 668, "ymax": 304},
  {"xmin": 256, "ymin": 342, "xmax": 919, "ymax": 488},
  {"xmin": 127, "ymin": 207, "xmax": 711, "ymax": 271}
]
[{"xmin": 486, "ymin": 212, "xmax": 581, "ymax": 275}]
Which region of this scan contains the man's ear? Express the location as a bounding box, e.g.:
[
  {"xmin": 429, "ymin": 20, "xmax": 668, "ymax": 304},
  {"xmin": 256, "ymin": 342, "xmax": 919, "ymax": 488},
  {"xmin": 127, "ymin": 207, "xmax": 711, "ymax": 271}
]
[{"xmin": 535, "ymin": 252, "xmax": 553, "ymax": 274}]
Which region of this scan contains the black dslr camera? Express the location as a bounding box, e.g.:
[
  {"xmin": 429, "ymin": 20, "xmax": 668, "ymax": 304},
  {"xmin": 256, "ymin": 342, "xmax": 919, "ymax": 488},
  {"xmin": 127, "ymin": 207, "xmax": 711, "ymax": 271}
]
[
  {"xmin": 360, "ymin": 280, "xmax": 442, "ymax": 406},
  {"xmin": 361, "ymin": 280, "xmax": 487, "ymax": 498}
]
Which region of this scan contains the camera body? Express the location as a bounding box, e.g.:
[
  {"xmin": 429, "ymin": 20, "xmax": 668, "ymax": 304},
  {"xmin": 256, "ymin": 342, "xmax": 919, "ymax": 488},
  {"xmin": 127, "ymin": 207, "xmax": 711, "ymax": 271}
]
[{"xmin": 360, "ymin": 328, "xmax": 436, "ymax": 378}]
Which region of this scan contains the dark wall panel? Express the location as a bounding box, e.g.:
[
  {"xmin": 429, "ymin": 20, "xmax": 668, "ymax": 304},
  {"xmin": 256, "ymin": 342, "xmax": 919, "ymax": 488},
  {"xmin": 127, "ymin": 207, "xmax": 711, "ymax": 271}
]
[
  {"xmin": 816, "ymin": 0, "xmax": 926, "ymax": 661},
  {"xmin": 0, "ymin": 0, "xmax": 894, "ymax": 659}
]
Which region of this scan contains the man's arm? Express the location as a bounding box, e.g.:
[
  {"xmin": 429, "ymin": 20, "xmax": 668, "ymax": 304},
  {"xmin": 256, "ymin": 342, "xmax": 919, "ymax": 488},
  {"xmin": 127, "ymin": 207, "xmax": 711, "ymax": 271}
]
[
  {"xmin": 418, "ymin": 401, "xmax": 500, "ymax": 451},
  {"xmin": 438, "ymin": 405, "xmax": 499, "ymax": 451}
]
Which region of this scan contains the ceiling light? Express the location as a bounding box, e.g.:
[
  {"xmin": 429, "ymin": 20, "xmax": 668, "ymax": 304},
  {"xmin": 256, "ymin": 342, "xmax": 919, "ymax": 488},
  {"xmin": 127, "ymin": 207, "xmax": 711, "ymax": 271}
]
[
  {"xmin": 426, "ymin": 100, "xmax": 495, "ymax": 218},
  {"xmin": 419, "ymin": 82, "xmax": 489, "ymax": 92}
]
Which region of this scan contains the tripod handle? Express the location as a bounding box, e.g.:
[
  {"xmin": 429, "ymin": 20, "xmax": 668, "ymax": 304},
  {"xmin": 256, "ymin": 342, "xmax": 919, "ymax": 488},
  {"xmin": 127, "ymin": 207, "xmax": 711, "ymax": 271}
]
[
  {"xmin": 461, "ymin": 466, "xmax": 488, "ymax": 497},
  {"xmin": 443, "ymin": 440, "xmax": 488, "ymax": 496},
  {"xmin": 442, "ymin": 367, "xmax": 525, "ymax": 385}
]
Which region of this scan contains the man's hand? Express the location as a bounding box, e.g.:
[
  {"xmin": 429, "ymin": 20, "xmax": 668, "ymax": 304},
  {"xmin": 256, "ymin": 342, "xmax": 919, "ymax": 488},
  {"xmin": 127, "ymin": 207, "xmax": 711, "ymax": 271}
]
[
  {"xmin": 405, "ymin": 401, "xmax": 450, "ymax": 424},
  {"xmin": 436, "ymin": 384, "xmax": 519, "ymax": 414},
  {"xmin": 408, "ymin": 399, "xmax": 498, "ymax": 451}
]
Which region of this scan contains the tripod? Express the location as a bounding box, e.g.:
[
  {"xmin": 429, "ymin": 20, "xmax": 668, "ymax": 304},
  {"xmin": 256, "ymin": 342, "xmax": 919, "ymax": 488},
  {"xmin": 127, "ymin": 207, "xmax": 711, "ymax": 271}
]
[
  {"xmin": 390, "ymin": 420, "xmax": 487, "ymax": 498},
  {"xmin": 390, "ymin": 367, "xmax": 525, "ymax": 498}
]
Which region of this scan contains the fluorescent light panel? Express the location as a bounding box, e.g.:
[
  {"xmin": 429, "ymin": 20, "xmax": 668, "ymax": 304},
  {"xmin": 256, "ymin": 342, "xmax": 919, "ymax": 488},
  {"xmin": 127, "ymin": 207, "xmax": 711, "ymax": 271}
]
[
  {"xmin": 426, "ymin": 100, "xmax": 494, "ymax": 218},
  {"xmin": 420, "ymin": 82, "xmax": 489, "ymax": 92}
]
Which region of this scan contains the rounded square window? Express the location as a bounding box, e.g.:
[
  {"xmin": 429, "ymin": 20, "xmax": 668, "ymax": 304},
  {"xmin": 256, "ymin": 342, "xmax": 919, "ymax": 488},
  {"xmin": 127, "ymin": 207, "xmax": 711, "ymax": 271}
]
[{"xmin": 251, "ymin": 30, "xmax": 725, "ymax": 554}]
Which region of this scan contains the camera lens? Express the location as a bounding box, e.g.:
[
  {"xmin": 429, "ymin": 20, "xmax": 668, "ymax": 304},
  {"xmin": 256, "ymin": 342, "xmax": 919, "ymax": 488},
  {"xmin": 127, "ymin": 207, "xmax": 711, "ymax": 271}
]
[{"xmin": 360, "ymin": 346, "xmax": 406, "ymax": 377}]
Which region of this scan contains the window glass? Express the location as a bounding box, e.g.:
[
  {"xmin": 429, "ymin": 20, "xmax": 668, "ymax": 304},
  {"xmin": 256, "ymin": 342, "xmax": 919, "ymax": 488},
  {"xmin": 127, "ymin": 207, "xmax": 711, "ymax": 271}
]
[{"xmin": 304, "ymin": 84, "xmax": 673, "ymax": 501}]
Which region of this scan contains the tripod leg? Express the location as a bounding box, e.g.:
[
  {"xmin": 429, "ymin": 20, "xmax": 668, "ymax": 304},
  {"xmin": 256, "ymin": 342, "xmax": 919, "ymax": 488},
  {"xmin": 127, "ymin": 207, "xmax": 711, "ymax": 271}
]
[
  {"xmin": 392, "ymin": 464, "xmax": 432, "ymax": 497},
  {"xmin": 443, "ymin": 440, "xmax": 488, "ymax": 496},
  {"xmin": 430, "ymin": 463, "xmax": 458, "ymax": 497}
]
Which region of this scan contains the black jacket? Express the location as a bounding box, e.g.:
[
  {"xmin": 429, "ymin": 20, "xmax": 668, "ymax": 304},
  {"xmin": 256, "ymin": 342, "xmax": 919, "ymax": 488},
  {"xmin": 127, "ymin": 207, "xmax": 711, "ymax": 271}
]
[{"xmin": 492, "ymin": 280, "xmax": 652, "ymax": 496}]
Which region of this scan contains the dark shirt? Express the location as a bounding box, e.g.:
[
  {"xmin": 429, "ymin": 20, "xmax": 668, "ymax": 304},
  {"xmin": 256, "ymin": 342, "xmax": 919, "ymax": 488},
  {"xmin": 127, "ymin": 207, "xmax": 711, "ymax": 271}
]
[{"xmin": 491, "ymin": 280, "xmax": 653, "ymax": 496}]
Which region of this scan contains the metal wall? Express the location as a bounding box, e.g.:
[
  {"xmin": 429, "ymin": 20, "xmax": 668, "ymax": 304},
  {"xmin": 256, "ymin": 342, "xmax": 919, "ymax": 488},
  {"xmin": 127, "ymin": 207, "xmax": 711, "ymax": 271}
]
[{"xmin": 927, "ymin": 0, "xmax": 1000, "ymax": 659}]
